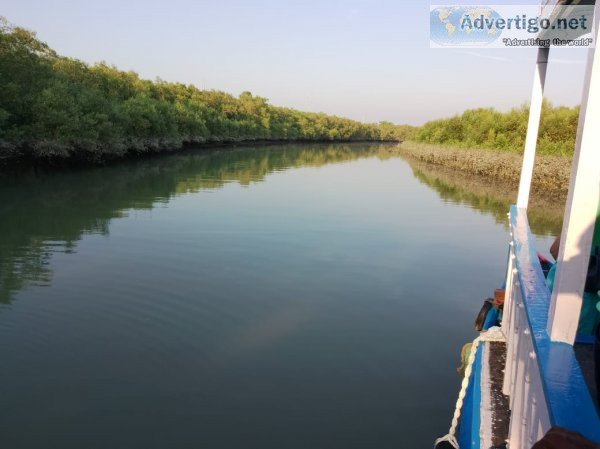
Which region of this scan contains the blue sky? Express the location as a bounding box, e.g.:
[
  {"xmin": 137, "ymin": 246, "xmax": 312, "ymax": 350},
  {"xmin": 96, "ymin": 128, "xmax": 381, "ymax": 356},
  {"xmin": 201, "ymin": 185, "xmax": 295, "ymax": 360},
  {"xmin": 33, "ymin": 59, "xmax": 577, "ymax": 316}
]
[{"xmin": 0, "ymin": 0, "xmax": 589, "ymax": 124}]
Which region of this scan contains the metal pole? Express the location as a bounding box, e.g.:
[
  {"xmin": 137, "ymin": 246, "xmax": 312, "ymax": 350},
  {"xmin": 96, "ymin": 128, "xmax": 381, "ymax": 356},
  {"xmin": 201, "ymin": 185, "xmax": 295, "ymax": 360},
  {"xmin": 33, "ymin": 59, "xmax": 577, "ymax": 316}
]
[{"xmin": 516, "ymin": 47, "xmax": 549, "ymax": 209}]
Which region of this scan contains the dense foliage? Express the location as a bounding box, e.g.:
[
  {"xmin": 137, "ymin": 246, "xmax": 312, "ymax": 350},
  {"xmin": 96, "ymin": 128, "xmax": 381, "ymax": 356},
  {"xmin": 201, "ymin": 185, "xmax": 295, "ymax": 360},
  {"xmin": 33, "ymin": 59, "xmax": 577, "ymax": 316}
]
[
  {"xmin": 412, "ymin": 102, "xmax": 579, "ymax": 157},
  {"xmin": 0, "ymin": 19, "xmax": 407, "ymax": 163}
]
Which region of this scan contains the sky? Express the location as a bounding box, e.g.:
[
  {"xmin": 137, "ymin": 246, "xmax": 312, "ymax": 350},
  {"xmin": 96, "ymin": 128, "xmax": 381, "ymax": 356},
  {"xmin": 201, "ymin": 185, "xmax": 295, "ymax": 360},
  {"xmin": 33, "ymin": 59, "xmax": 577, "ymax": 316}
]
[{"xmin": 0, "ymin": 0, "xmax": 590, "ymax": 125}]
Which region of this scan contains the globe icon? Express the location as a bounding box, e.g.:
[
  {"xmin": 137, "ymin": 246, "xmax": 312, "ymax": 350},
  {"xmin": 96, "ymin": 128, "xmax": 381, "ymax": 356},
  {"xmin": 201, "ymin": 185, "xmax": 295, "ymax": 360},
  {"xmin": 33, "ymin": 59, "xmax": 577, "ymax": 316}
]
[{"xmin": 430, "ymin": 6, "xmax": 503, "ymax": 46}]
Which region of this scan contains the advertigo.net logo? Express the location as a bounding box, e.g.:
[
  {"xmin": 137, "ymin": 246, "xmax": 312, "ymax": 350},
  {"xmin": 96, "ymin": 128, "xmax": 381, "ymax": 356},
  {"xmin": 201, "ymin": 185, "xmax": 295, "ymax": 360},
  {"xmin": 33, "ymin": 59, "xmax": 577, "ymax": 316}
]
[{"xmin": 430, "ymin": 5, "xmax": 595, "ymax": 48}]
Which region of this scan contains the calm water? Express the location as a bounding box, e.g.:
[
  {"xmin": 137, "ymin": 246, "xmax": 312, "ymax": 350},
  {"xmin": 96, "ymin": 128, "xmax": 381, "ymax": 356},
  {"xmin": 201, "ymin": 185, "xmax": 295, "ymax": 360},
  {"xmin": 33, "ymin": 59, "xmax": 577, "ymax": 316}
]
[{"xmin": 0, "ymin": 143, "xmax": 556, "ymax": 449}]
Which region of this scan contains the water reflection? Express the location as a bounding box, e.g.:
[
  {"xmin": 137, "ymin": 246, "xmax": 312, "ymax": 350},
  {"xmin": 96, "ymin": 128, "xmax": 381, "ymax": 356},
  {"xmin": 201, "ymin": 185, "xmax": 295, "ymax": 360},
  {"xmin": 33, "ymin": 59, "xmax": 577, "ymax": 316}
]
[
  {"xmin": 405, "ymin": 158, "xmax": 564, "ymax": 236},
  {"xmin": 0, "ymin": 142, "xmax": 567, "ymax": 449},
  {"xmin": 0, "ymin": 143, "xmax": 396, "ymax": 303},
  {"xmin": 0, "ymin": 143, "xmax": 563, "ymax": 303}
]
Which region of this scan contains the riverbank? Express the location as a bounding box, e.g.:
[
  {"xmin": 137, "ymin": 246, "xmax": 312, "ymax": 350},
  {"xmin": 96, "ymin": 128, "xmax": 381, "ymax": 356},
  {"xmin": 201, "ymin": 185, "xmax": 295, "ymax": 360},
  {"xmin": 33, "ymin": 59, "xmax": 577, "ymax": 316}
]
[
  {"xmin": 0, "ymin": 138, "xmax": 400, "ymax": 169},
  {"xmin": 396, "ymin": 141, "xmax": 570, "ymax": 197}
]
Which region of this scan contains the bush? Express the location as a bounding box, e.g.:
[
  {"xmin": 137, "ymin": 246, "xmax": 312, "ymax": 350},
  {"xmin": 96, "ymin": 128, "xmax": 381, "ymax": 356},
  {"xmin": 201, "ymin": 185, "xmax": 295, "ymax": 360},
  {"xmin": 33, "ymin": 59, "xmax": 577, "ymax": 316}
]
[{"xmin": 412, "ymin": 101, "xmax": 579, "ymax": 157}]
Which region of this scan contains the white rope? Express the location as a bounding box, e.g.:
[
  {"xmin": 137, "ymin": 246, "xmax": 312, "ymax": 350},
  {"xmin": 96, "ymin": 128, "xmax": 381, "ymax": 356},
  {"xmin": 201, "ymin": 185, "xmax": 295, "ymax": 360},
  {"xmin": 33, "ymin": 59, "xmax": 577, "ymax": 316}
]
[{"xmin": 434, "ymin": 326, "xmax": 505, "ymax": 449}]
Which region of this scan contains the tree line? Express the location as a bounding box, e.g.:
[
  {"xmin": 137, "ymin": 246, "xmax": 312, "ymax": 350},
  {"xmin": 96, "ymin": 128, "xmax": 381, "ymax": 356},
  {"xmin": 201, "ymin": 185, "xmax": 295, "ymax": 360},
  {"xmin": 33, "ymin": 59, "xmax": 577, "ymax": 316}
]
[
  {"xmin": 0, "ymin": 19, "xmax": 410, "ymax": 164},
  {"xmin": 411, "ymin": 101, "xmax": 579, "ymax": 157}
]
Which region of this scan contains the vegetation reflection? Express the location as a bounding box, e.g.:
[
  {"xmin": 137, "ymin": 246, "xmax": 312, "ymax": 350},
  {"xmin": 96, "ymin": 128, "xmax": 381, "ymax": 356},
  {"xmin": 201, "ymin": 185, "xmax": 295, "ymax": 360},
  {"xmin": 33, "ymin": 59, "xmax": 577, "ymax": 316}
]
[
  {"xmin": 406, "ymin": 158, "xmax": 564, "ymax": 236},
  {"xmin": 0, "ymin": 143, "xmax": 395, "ymax": 303},
  {"xmin": 0, "ymin": 143, "xmax": 563, "ymax": 304}
]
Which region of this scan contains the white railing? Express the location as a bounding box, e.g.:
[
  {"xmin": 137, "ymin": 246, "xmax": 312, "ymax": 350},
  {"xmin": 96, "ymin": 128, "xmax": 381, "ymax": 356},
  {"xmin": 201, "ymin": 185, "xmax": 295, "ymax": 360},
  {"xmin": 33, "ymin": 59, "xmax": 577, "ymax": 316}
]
[
  {"xmin": 502, "ymin": 233, "xmax": 551, "ymax": 448},
  {"xmin": 501, "ymin": 206, "xmax": 600, "ymax": 448}
]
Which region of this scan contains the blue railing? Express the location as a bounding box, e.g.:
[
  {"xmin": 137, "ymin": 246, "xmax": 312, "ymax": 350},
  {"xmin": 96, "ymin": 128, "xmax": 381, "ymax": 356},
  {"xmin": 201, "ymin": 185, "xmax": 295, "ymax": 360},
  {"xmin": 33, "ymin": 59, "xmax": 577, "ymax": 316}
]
[{"xmin": 507, "ymin": 205, "xmax": 600, "ymax": 444}]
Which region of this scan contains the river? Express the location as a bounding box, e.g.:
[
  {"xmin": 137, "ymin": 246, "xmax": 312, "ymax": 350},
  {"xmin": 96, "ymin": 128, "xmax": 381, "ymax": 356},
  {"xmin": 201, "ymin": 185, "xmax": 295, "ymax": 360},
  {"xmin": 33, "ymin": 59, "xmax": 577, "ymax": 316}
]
[{"xmin": 0, "ymin": 143, "xmax": 558, "ymax": 449}]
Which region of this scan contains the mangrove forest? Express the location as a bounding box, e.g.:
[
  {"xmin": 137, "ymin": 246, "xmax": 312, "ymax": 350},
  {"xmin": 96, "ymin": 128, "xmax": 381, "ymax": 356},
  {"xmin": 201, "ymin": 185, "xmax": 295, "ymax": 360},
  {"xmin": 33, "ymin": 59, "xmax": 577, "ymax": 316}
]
[
  {"xmin": 0, "ymin": 18, "xmax": 409, "ymax": 164},
  {"xmin": 411, "ymin": 101, "xmax": 579, "ymax": 157}
]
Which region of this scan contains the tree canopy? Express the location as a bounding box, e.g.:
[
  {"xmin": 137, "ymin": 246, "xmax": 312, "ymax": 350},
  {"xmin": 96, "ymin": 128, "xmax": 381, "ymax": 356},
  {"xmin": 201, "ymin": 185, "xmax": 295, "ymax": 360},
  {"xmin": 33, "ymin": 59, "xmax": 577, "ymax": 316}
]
[
  {"xmin": 411, "ymin": 101, "xmax": 579, "ymax": 157},
  {"xmin": 0, "ymin": 18, "xmax": 408, "ymax": 163}
]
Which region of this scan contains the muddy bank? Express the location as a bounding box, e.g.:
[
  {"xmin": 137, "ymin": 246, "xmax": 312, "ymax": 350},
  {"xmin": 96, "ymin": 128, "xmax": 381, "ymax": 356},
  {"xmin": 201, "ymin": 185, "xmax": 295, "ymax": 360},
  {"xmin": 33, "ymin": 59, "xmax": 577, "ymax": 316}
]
[{"xmin": 397, "ymin": 141, "xmax": 570, "ymax": 198}]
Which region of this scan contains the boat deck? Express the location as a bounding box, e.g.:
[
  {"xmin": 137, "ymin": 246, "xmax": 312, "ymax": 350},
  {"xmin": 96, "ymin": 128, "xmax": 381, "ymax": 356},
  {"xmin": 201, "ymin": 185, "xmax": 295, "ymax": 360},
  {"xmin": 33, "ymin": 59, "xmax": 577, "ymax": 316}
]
[
  {"xmin": 481, "ymin": 341, "xmax": 510, "ymax": 449},
  {"xmin": 488, "ymin": 342, "xmax": 510, "ymax": 447}
]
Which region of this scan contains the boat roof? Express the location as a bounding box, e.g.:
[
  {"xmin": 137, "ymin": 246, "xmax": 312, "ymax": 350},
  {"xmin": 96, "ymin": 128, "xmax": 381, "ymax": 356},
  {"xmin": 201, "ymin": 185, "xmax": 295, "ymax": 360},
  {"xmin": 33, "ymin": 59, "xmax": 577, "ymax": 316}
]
[{"xmin": 539, "ymin": 0, "xmax": 596, "ymax": 40}]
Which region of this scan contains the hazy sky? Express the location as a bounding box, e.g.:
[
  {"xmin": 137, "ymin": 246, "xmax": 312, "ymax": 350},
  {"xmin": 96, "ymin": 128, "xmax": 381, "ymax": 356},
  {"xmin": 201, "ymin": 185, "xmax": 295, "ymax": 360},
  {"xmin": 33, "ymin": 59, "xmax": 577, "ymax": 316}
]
[{"xmin": 0, "ymin": 0, "xmax": 590, "ymax": 124}]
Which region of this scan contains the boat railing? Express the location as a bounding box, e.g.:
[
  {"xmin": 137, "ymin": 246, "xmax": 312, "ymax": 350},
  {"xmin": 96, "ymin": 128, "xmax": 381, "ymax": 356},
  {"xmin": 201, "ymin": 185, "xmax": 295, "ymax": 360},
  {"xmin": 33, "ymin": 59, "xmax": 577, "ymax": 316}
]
[{"xmin": 501, "ymin": 205, "xmax": 600, "ymax": 448}]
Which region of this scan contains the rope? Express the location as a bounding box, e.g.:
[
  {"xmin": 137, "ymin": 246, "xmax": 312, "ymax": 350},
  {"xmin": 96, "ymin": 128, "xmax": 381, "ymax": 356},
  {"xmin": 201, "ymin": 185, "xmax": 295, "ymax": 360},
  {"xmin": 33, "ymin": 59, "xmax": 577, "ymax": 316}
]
[{"xmin": 434, "ymin": 326, "xmax": 505, "ymax": 449}]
